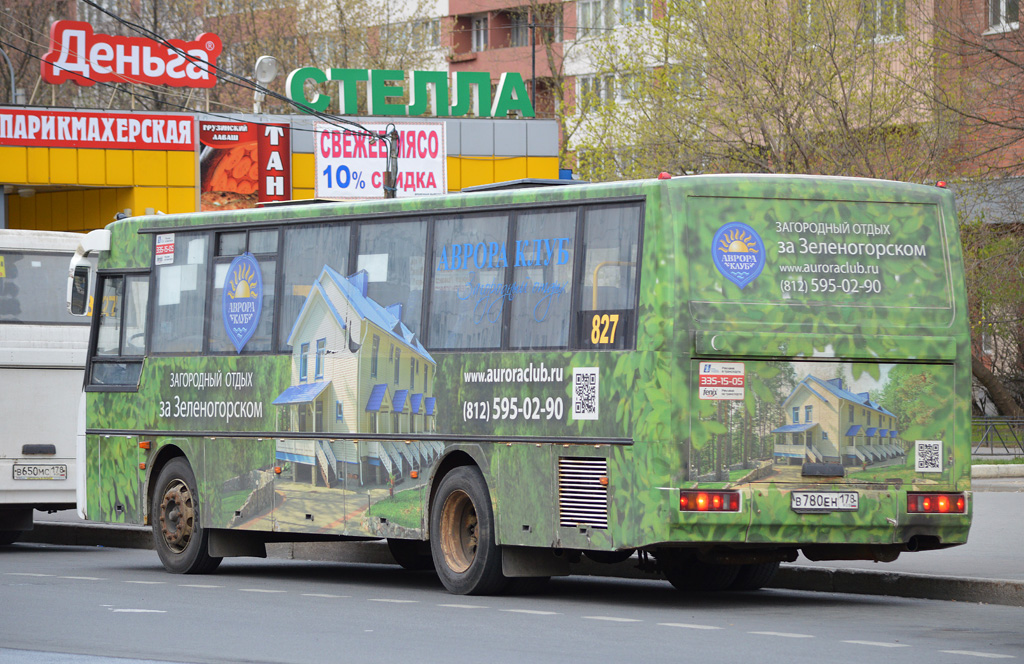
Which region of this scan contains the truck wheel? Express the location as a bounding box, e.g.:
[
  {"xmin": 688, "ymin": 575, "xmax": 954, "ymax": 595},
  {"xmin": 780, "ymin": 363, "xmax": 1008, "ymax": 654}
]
[
  {"xmin": 152, "ymin": 458, "xmax": 222, "ymax": 574},
  {"xmin": 430, "ymin": 466, "xmax": 507, "ymax": 595},
  {"xmin": 387, "ymin": 538, "xmax": 434, "ymax": 571},
  {"xmin": 729, "ymin": 561, "xmax": 780, "ymax": 591}
]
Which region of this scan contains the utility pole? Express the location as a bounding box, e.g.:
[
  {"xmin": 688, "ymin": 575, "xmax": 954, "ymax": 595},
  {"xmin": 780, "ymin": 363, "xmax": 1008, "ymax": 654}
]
[{"xmin": 383, "ymin": 126, "xmax": 399, "ymax": 199}]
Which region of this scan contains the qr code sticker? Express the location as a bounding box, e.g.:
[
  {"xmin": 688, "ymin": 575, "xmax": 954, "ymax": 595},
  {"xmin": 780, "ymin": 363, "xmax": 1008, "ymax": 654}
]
[
  {"xmin": 572, "ymin": 367, "xmax": 599, "ymax": 421},
  {"xmin": 915, "ymin": 440, "xmax": 943, "ymax": 473}
]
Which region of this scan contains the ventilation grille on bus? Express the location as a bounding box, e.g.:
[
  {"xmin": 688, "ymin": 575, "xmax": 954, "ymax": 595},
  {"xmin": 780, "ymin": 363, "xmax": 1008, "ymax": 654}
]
[{"xmin": 558, "ymin": 457, "xmax": 608, "ymax": 529}]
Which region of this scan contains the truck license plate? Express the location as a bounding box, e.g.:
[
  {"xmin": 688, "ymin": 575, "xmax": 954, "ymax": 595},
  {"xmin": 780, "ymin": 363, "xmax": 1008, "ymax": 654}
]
[
  {"xmin": 12, "ymin": 464, "xmax": 68, "ymax": 480},
  {"xmin": 791, "ymin": 491, "xmax": 858, "ymax": 513}
]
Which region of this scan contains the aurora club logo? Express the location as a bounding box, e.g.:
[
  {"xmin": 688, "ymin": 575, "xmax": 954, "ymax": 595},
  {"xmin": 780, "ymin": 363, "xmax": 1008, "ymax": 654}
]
[
  {"xmin": 712, "ymin": 222, "xmax": 765, "ymax": 290},
  {"xmin": 222, "ymin": 252, "xmax": 263, "ymax": 353}
]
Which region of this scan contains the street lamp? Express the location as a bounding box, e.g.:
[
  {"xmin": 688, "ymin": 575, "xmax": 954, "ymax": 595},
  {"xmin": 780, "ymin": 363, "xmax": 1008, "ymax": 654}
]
[{"xmin": 252, "ymin": 55, "xmax": 281, "ymax": 113}]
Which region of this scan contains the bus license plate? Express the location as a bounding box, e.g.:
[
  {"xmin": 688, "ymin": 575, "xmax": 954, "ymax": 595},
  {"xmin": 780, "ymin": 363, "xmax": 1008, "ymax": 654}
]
[
  {"xmin": 13, "ymin": 464, "xmax": 68, "ymax": 480},
  {"xmin": 791, "ymin": 491, "xmax": 858, "ymax": 513}
]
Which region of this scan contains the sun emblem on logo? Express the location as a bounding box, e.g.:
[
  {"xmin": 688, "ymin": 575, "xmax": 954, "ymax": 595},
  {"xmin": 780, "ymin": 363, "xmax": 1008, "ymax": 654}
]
[
  {"xmin": 718, "ymin": 228, "xmax": 759, "ymax": 254},
  {"xmin": 228, "ymin": 263, "xmax": 258, "ymax": 299}
]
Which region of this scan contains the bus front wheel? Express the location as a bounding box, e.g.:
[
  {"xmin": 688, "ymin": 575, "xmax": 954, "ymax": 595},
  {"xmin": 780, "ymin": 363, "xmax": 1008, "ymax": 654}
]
[
  {"xmin": 151, "ymin": 458, "xmax": 222, "ymax": 574},
  {"xmin": 429, "ymin": 466, "xmax": 506, "ymax": 595}
]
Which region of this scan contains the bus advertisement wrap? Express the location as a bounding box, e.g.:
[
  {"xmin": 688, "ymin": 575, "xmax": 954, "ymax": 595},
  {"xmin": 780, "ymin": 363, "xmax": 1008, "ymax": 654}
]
[{"xmin": 74, "ymin": 175, "xmax": 972, "ymax": 594}]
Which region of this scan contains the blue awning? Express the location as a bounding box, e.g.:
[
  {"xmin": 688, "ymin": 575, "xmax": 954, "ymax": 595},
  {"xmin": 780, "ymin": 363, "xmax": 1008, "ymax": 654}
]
[
  {"xmin": 890, "ymin": 430, "xmax": 899, "ymax": 438},
  {"xmin": 771, "ymin": 422, "xmax": 816, "ymax": 434},
  {"xmin": 366, "ymin": 383, "xmax": 389, "ymax": 412},
  {"xmin": 865, "ymin": 427, "xmax": 878, "ymax": 436},
  {"xmin": 273, "ymin": 381, "xmax": 329, "ymax": 405},
  {"xmin": 393, "ymin": 389, "xmax": 409, "ymax": 412},
  {"xmin": 410, "ymin": 393, "xmax": 423, "ymax": 414},
  {"xmin": 845, "ymin": 425, "xmax": 862, "ymax": 437},
  {"xmin": 878, "ymin": 429, "xmax": 889, "ymax": 438},
  {"xmin": 425, "ymin": 397, "xmax": 436, "ymax": 416}
]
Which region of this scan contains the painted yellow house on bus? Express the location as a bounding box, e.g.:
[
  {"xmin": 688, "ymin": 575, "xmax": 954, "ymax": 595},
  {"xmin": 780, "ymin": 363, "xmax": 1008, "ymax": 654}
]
[
  {"xmin": 272, "ymin": 266, "xmax": 439, "ymax": 486},
  {"xmin": 772, "ymin": 376, "xmax": 903, "ymax": 467}
]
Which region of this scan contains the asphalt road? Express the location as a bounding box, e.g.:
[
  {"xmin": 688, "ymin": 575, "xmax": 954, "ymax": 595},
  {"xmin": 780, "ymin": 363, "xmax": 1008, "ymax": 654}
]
[{"xmin": 1, "ymin": 546, "xmax": 1022, "ymax": 664}]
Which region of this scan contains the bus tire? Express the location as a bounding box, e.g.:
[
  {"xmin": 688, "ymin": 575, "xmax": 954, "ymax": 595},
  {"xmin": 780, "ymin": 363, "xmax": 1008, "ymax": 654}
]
[
  {"xmin": 662, "ymin": 557, "xmax": 739, "ymax": 592},
  {"xmin": 729, "ymin": 561, "xmax": 780, "ymax": 591},
  {"xmin": 387, "ymin": 538, "xmax": 434, "ymax": 571},
  {"xmin": 0, "ymin": 530, "xmax": 21, "ymax": 545},
  {"xmin": 429, "ymin": 466, "xmax": 507, "ymax": 595},
  {"xmin": 151, "ymin": 458, "xmax": 222, "ymax": 574}
]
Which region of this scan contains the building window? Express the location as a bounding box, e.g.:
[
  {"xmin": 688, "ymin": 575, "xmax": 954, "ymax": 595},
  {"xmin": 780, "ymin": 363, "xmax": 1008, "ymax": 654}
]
[
  {"xmin": 371, "ymin": 335, "xmax": 380, "ymax": 377},
  {"xmin": 410, "ymin": 358, "xmax": 416, "ymax": 391},
  {"xmin": 413, "ymin": 17, "xmax": 441, "ymax": 49},
  {"xmin": 805, "ymin": 405, "xmax": 813, "ymax": 423},
  {"xmin": 867, "ymin": 412, "xmax": 872, "ymax": 425},
  {"xmin": 315, "ymin": 338, "xmax": 326, "ymax": 379},
  {"xmin": 510, "ymin": 11, "xmax": 529, "ymax": 47},
  {"xmin": 472, "ymin": 16, "xmax": 489, "ymax": 51},
  {"xmin": 792, "ymin": 406, "xmax": 799, "ymax": 423},
  {"xmin": 578, "ymin": 0, "xmax": 608, "ymax": 38},
  {"xmin": 315, "ymin": 399, "xmax": 324, "ymax": 431},
  {"xmin": 862, "ymin": 0, "xmax": 905, "ymax": 38},
  {"xmin": 394, "ymin": 347, "xmax": 402, "ymax": 384},
  {"xmin": 578, "ymin": 74, "xmax": 615, "ymax": 109},
  {"xmin": 299, "ymin": 342, "xmax": 309, "ymax": 382},
  {"xmin": 848, "ymin": 404, "xmax": 854, "ymax": 421},
  {"xmin": 336, "ymin": 401, "xmax": 344, "ymax": 421},
  {"xmin": 619, "ymin": 0, "xmax": 649, "ymax": 23},
  {"xmin": 990, "ymin": 0, "xmax": 1020, "ymax": 30}
]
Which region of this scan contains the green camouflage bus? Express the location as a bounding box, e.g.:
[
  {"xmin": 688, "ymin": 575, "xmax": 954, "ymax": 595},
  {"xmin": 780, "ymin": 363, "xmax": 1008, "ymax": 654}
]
[{"xmin": 67, "ymin": 174, "xmax": 972, "ymax": 594}]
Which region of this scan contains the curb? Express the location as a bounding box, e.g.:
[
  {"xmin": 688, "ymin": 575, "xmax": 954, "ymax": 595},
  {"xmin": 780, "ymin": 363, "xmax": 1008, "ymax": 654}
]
[
  {"xmin": 971, "ymin": 464, "xmax": 1024, "ymax": 478},
  {"xmin": 19, "ymin": 526, "xmax": 1024, "ymax": 607}
]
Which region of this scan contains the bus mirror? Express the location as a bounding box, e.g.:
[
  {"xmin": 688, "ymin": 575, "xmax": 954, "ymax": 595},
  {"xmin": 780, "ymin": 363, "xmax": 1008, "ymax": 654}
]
[{"xmin": 68, "ymin": 263, "xmax": 91, "ymax": 316}]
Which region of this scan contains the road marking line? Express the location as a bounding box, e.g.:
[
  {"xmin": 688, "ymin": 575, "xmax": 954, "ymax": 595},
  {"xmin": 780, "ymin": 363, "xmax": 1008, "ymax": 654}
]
[
  {"xmin": 941, "ymin": 651, "xmax": 1015, "ymax": 659},
  {"xmin": 584, "ymin": 616, "xmax": 642, "ymax": 623},
  {"xmin": 59, "ymin": 576, "xmax": 104, "ymax": 580},
  {"xmin": 368, "ymin": 599, "xmax": 418, "ymax": 603},
  {"xmin": 238, "ymin": 588, "xmax": 287, "ymax": 593},
  {"xmin": 842, "ymin": 640, "xmax": 909, "ymax": 648},
  {"xmin": 124, "ymin": 581, "xmax": 167, "ymax": 585},
  {"xmin": 179, "ymin": 584, "xmax": 223, "ymax": 588},
  {"xmin": 302, "ymin": 593, "xmax": 350, "ymax": 598},
  {"xmin": 749, "ymin": 631, "xmax": 814, "ymax": 639},
  {"xmin": 659, "ymin": 623, "xmax": 723, "ymax": 630},
  {"xmin": 501, "ymin": 609, "xmax": 560, "ymax": 615},
  {"xmin": 5, "ymin": 573, "xmax": 54, "ymax": 577},
  {"xmin": 111, "ymin": 609, "xmax": 167, "ymax": 613},
  {"xmin": 438, "ymin": 603, "xmax": 487, "ymax": 609}
]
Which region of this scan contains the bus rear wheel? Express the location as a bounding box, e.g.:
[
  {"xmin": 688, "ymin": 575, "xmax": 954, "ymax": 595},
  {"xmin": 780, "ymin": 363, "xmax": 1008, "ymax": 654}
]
[
  {"xmin": 729, "ymin": 561, "xmax": 780, "ymax": 591},
  {"xmin": 430, "ymin": 466, "xmax": 506, "ymax": 595},
  {"xmin": 387, "ymin": 538, "xmax": 434, "ymax": 571},
  {"xmin": 151, "ymin": 458, "xmax": 222, "ymax": 574}
]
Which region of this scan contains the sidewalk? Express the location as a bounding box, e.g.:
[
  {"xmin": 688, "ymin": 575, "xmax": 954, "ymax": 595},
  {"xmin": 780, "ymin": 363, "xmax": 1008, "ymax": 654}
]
[{"xmin": 21, "ymin": 467, "xmax": 1024, "ymax": 606}]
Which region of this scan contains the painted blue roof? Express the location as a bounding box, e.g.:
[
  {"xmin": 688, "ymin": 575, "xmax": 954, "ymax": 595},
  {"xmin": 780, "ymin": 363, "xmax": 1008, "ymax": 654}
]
[
  {"xmin": 393, "ymin": 389, "xmax": 408, "ymax": 412},
  {"xmin": 845, "ymin": 425, "xmax": 862, "ymax": 436},
  {"xmin": 425, "ymin": 397, "xmax": 435, "ymax": 416},
  {"xmin": 410, "ymin": 393, "xmax": 423, "ymax": 414},
  {"xmin": 273, "ymin": 381, "xmax": 329, "ymax": 405},
  {"xmin": 322, "ymin": 266, "xmax": 434, "ymax": 364},
  {"xmin": 772, "ymin": 422, "xmax": 816, "ymax": 434},
  {"xmin": 865, "ymin": 427, "xmax": 878, "ymax": 436},
  {"xmin": 366, "ymin": 383, "xmax": 389, "ymax": 412},
  {"xmin": 803, "ymin": 376, "xmax": 892, "ymax": 417}
]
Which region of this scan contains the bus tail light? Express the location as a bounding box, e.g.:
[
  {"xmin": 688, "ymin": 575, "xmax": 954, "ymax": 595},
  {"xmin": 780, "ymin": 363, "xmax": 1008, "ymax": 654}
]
[
  {"xmin": 907, "ymin": 492, "xmax": 966, "ymax": 514},
  {"xmin": 679, "ymin": 490, "xmax": 741, "ymax": 512}
]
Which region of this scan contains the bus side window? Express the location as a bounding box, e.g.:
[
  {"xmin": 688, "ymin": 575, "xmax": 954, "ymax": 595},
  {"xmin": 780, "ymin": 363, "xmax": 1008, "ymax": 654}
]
[
  {"xmin": 508, "ymin": 209, "xmax": 577, "ymax": 349},
  {"xmin": 89, "ymin": 274, "xmax": 149, "ymax": 388},
  {"xmin": 427, "ymin": 213, "xmax": 510, "ymax": 350},
  {"xmin": 358, "ymin": 220, "xmax": 428, "ymax": 334},
  {"xmin": 576, "ymin": 204, "xmax": 641, "ymax": 350},
  {"xmin": 151, "ymin": 233, "xmax": 209, "ymax": 354},
  {"xmin": 278, "ymin": 224, "xmax": 351, "ymax": 352}
]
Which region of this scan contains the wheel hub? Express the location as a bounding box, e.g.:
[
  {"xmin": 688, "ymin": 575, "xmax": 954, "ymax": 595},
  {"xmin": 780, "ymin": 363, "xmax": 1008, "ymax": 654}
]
[{"xmin": 159, "ymin": 479, "xmax": 195, "ymax": 553}]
